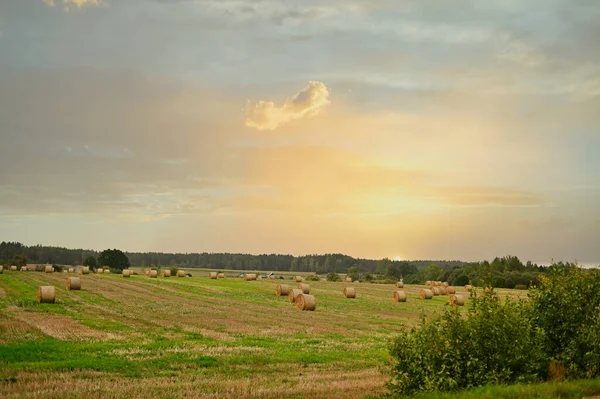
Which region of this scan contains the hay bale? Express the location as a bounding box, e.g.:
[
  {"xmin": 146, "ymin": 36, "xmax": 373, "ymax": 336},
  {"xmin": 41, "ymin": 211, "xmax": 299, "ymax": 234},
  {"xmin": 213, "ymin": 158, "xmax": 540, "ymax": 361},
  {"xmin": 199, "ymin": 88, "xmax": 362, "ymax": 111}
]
[
  {"xmin": 209, "ymin": 272, "xmax": 218, "ymax": 279},
  {"xmin": 440, "ymin": 286, "xmax": 447, "ymax": 295},
  {"xmin": 177, "ymin": 270, "xmax": 186, "ymax": 277},
  {"xmin": 66, "ymin": 277, "xmax": 81, "ymax": 291},
  {"xmin": 449, "ymin": 294, "xmax": 465, "ymax": 306},
  {"xmin": 163, "ymin": 270, "xmax": 171, "ymax": 277},
  {"xmin": 122, "ymin": 269, "xmax": 131, "ymax": 277},
  {"xmin": 296, "ymin": 294, "xmax": 316, "ymax": 311},
  {"xmin": 393, "ymin": 290, "xmax": 407, "ymax": 302},
  {"xmin": 218, "ymin": 273, "xmax": 225, "ymax": 278},
  {"xmin": 81, "ymin": 267, "xmax": 89, "ymax": 274},
  {"xmin": 276, "ymin": 284, "xmax": 290, "ymax": 296},
  {"xmin": 420, "ymin": 288, "xmax": 433, "ymax": 299},
  {"xmin": 294, "ymin": 276, "xmax": 303, "ymax": 282},
  {"xmin": 435, "ymin": 281, "xmax": 442, "ymax": 286},
  {"xmin": 21, "ymin": 267, "xmax": 27, "ymax": 272},
  {"xmin": 68, "ymin": 268, "xmax": 74, "ymax": 273},
  {"xmin": 288, "ymin": 288, "xmax": 303, "ymax": 303},
  {"xmin": 395, "ymin": 281, "xmax": 404, "ymax": 288},
  {"xmin": 0, "ymin": 266, "xmax": 3, "ymax": 274},
  {"xmin": 103, "ymin": 269, "xmax": 110, "ymax": 274},
  {"xmin": 37, "ymin": 286, "xmax": 56, "ymax": 304},
  {"xmin": 431, "ymin": 287, "xmax": 440, "ymax": 296},
  {"xmin": 244, "ymin": 273, "xmax": 257, "ymax": 281},
  {"xmin": 442, "ymin": 282, "xmax": 449, "ymax": 287},
  {"xmin": 425, "ymin": 280, "xmax": 431, "ymax": 286},
  {"xmin": 446, "ymin": 286, "xmax": 456, "ymax": 294},
  {"xmin": 149, "ymin": 270, "xmax": 157, "ymax": 278},
  {"xmin": 45, "ymin": 265, "xmax": 54, "ymax": 273},
  {"xmin": 297, "ymin": 283, "xmax": 310, "ymax": 294},
  {"xmin": 465, "ymin": 284, "xmax": 472, "ymax": 292},
  {"xmin": 343, "ymin": 287, "xmax": 356, "ymax": 298},
  {"xmin": 345, "ymin": 277, "xmax": 352, "ymax": 282}
]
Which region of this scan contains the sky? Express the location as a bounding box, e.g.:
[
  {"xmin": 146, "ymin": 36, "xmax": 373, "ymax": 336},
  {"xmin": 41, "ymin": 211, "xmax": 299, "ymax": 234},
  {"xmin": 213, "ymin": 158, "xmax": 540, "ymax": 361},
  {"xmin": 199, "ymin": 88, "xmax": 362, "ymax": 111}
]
[{"xmin": 0, "ymin": 0, "xmax": 599, "ymax": 262}]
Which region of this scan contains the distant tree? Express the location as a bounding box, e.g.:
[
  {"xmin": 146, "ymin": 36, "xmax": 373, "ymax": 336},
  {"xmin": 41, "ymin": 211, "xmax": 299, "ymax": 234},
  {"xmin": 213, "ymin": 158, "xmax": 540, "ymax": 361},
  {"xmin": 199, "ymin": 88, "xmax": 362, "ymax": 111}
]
[
  {"xmin": 327, "ymin": 272, "xmax": 341, "ymax": 282},
  {"xmin": 98, "ymin": 249, "xmax": 130, "ymax": 271},
  {"xmin": 347, "ymin": 266, "xmax": 359, "ymax": 281},
  {"xmin": 12, "ymin": 254, "xmax": 28, "ymax": 267},
  {"xmin": 83, "ymin": 256, "xmax": 98, "ymax": 269}
]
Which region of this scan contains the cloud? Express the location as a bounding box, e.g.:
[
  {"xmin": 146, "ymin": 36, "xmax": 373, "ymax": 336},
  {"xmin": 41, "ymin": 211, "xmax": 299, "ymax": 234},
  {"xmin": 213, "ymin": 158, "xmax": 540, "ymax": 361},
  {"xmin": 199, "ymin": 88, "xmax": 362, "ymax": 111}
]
[
  {"xmin": 43, "ymin": 0, "xmax": 103, "ymax": 8},
  {"xmin": 244, "ymin": 81, "xmax": 331, "ymax": 131}
]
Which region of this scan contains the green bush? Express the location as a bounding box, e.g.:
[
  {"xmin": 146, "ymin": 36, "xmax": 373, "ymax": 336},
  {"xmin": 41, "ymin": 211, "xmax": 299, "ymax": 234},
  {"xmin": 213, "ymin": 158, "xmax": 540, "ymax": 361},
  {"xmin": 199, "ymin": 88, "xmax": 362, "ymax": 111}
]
[
  {"xmin": 52, "ymin": 264, "xmax": 63, "ymax": 272},
  {"xmin": 306, "ymin": 275, "xmax": 320, "ymax": 281},
  {"xmin": 529, "ymin": 266, "xmax": 600, "ymax": 379},
  {"xmin": 389, "ymin": 290, "xmax": 548, "ymax": 395},
  {"xmin": 170, "ymin": 266, "xmax": 179, "ymax": 276},
  {"xmin": 453, "ymin": 274, "xmax": 470, "ymax": 286},
  {"xmin": 326, "ymin": 272, "xmax": 341, "ymax": 282}
]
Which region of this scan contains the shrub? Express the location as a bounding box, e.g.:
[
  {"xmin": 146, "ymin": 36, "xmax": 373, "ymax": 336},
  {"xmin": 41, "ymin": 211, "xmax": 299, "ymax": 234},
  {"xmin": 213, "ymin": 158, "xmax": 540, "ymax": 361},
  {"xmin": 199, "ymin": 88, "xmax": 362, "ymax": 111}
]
[
  {"xmin": 529, "ymin": 266, "xmax": 600, "ymax": 379},
  {"xmin": 388, "ymin": 289, "xmax": 548, "ymax": 395},
  {"xmin": 52, "ymin": 264, "xmax": 63, "ymax": 272},
  {"xmin": 453, "ymin": 274, "xmax": 470, "ymax": 286},
  {"xmin": 170, "ymin": 266, "xmax": 179, "ymax": 276},
  {"xmin": 364, "ymin": 273, "xmax": 374, "ymax": 282},
  {"xmin": 515, "ymin": 284, "xmax": 528, "ymax": 290},
  {"xmin": 306, "ymin": 275, "xmax": 320, "ymax": 281},
  {"xmin": 326, "ymin": 272, "xmax": 341, "ymax": 282}
]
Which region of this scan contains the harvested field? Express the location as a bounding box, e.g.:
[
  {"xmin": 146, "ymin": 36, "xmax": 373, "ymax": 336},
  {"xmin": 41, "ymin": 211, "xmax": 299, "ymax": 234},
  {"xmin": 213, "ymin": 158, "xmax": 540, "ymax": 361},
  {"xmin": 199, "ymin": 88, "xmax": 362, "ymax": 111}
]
[{"xmin": 0, "ymin": 272, "xmax": 521, "ymax": 398}]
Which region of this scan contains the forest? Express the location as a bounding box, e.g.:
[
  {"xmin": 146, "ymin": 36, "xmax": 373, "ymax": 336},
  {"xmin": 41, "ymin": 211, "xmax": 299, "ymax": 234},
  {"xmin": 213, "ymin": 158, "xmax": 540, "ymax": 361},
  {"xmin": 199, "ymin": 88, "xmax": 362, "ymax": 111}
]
[{"xmin": 0, "ymin": 241, "xmax": 582, "ymax": 288}]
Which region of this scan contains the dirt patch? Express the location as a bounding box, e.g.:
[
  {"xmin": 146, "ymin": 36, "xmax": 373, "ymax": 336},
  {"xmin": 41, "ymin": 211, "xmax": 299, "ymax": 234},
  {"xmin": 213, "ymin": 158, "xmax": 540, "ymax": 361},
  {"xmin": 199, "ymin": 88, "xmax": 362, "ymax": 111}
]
[{"xmin": 14, "ymin": 310, "xmax": 120, "ymax": 342}]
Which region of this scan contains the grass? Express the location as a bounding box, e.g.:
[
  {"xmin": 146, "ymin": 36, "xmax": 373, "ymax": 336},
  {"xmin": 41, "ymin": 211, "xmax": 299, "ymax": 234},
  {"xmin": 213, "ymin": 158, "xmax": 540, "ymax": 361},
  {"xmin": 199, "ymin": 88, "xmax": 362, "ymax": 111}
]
[{"xmin": 0, "ymin": 270, "xmax": 593, "ymax": 399}]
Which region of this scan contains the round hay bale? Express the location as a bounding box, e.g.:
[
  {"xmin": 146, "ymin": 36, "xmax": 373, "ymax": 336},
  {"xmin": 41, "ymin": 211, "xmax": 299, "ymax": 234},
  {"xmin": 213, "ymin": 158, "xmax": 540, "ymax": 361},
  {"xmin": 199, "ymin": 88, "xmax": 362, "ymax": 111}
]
[
  {"xmin": 163, "ymin": 270, "xmax": 171, "ymax": 277},
  {"xmin": 10, "ymin": 265, "xmax": 17, "ymax": 271},
  {"xmin": 149, "ymin": 270, "xmax": 157, "ymax": 278},
  {"xmin": 268, "ymin": 275, "xmax": 275, "ymax": 279},
  {"xmin": 209, "ymin": 272, "xmax": 217, "ymax": 279},
  {"xmin": 0, "ymin": 266, "xmax": 3, "ymax": 274},
  {"xmin": 21, "ymin": 266, "xmax": 27, "ymax": 272},
  {"xmin": 276, "ymin": 284, "xmax": 290, "ymax": 296},
  {"xmin": 81, "ymin": 267, "xmax": 89, "ymax": 274},
  {"xmin": 465, "ymin": 284, "xmax": 472, "ymax": 292},
  {"xmin": 218, "ymin": 273, "xmax": 225, "ymax": 278},
  {"xmin": 449, "ymin": 294, "xmax": 465, "ymax": 306},
  {"xmin": 288, "ymin": 288, "xmax": 303, "ymax": 303},
  {"xmin": 296, "ymin": 294, "xmax": 316, "ymax": 311},
  {"xmin": 103, "ymin": 269, "xmax": 110, "ymax": 274},
  {"xmin": 431, "ymin": 287, "xmax": 441, "ymax": 296},
  {"xmin": 66, "ymin": 277, "xmax": 81, "ymax": 291},
  {"xmin": 37, "ymin": 286, "xmax": 56, "ymax": 304},
  {"xmin": 343, "ymin": 287, "xmax": 356, "ymax": 298},
  {"xmin": 344, "ymin": 277, "xmax": 352, "ymax": 282},
  {"xmin": 395, "ymin": 281, "xmax": 404, "ymax": 288},
  {"xmin": 446, "ymin": 286, "xmax": 456, "ymax": 295},
  {"xmin": 425, "ymin": 280, "xmax": 431, "ymax": 286},
  {"xmin": 244, "ymin": 273, "xmax": 257, "ymax": 281},
  {"xmin": 294, "ymin": 276, "xmax": 303, "ymax": 282},
  {"xmin": 122, "ymin": 269, "xmax": 131, "ymax": 277},
  {"xmin": 420, "ymin": 289, "xmax": 433, "ymax": 299},
  {"xmin": 68, "ymin": 268, "xmax": 74, "ymax": 273},
  {"xmin": 44, "ymin": 265, "xmax": 54, "ymax": 273},
  {"xmin": 297, "ymin": 283, "xmax": 310, "ymax": 294},
  {"xmin": 440, "ymin": 286, "xmax": 447, "ymax": 295},
  {"xmin": 393, "ymin": 290, "xmax": 407, "ymax": 302},
  {"xmin": 442, "ymin": 282, "xmax": 449, "ymax": 287},
  {"xmin": 177, "ymin": 270, "xmax": 186, "ymax": 277},
  {"xmin": 435, "ymin": 281, "xmax": 442, "ymax": 286}
]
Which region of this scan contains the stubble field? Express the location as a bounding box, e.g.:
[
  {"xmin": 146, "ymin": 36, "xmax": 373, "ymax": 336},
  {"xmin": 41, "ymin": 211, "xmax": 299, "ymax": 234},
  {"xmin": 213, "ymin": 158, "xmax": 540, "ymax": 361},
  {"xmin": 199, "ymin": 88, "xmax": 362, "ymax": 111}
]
[{"xmin": 0, "ymin": 269, "xmax": 516, "ymax": 399}]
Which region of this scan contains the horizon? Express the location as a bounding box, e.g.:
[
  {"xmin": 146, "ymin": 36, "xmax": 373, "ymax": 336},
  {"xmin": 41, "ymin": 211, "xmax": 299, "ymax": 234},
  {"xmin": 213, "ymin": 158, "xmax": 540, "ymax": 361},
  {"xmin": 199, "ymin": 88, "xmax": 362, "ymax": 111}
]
[{"xmin": 1, "ymin": 1, "xmax": 599, "ymax": 262}]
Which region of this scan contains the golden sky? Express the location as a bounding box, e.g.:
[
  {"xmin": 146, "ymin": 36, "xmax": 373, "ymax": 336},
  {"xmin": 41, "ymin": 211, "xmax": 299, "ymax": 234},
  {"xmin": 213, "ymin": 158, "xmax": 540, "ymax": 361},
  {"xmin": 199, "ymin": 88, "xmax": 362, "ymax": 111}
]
[{"xmin": 0, "ymin": 0, "xmax": 598, "ymax": 262}]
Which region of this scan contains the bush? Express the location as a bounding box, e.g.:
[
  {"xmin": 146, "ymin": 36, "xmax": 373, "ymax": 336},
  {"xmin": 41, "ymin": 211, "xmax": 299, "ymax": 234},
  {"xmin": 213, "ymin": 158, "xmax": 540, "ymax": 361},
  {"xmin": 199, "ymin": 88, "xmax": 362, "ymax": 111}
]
[
  {"xmin": 389, "ymin": 289, "xmax": 548, "ymax": 395},
  {"xmin": 364, "ymin": 273, "xmax": 374, "ymax": 282},
  {"xmin": 529, "ymin": 266, "xmax": 600, "ymax": 379},
  {"xmin": 170, "ymin": 266, "xmax": 179, "ymax": 276},
  {"xmin": 52, "ymin": 264, "xmax": 63, "ymax": 272},
  {"xmin": 306, "ymin": 275, "xmax": 320, "ymax": 281},
  {"xmin": 453, "ymin": 274, "xmax": 470, "ymax": 286},
  {"xmin": 327, "ymin": 272, "xmax": 341, "ymax": 282},
  {"xmin": 515, "ymin": 284, "xmax": 528, "ymax": 290}
]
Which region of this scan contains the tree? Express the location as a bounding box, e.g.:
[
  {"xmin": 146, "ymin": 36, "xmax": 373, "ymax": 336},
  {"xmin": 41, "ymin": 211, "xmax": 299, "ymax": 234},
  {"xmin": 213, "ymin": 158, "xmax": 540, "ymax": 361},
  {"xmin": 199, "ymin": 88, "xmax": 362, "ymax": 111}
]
[
  {"xmin": 83, "ymin": 255, "xmax": 98, "ymax": 269},
  {"xmin": 347, "ymin": 266, "xmax": 359, "ymax": 281},
  {"xmin": 98, "ymin": 249, "xmax": 130, "ymax": 271}
]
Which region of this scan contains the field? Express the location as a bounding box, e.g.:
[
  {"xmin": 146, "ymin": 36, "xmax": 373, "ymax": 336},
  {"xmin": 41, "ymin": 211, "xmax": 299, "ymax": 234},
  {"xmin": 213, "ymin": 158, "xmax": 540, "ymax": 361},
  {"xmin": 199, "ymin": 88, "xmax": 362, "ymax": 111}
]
[{"xmin": 0, "ymin": 268, "xmax": 519, "ymax": 399}]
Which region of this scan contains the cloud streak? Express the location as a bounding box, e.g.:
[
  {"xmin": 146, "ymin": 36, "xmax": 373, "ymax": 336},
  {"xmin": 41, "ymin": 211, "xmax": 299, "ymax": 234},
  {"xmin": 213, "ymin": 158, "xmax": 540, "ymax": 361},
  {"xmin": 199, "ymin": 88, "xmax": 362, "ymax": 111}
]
[
  {"xmin": 43, "ymin": 0, "xmax": 103, "ymax": 9},
  {"xmin": 245, "ymin": 81, "xmax": 331, "ymax": 131}
]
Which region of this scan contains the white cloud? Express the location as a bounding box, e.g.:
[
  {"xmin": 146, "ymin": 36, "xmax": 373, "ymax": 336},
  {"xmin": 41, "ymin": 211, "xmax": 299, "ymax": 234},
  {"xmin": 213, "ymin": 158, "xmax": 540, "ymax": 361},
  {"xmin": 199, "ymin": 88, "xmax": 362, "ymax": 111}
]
[
  {"xmin": 245, "ymin": 81, "xmax": 331, "ymax": 131},
  {"xmin": 43, "ymin": 0, "xmax": 104, "ymax": 9}
]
